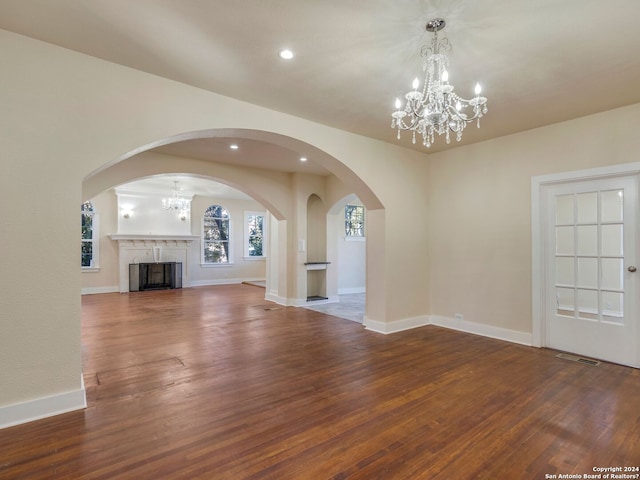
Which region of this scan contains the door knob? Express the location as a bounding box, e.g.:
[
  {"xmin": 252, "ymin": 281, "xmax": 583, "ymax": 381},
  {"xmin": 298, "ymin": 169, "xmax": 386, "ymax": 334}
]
[{"xmin": 629, "ymin": 266, "xmax": 637, "ymax": 273}]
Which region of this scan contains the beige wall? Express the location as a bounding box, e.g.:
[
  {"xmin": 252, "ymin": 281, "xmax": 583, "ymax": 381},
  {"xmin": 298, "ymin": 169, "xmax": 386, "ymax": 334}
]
[
  {"xmin": 0, "ymin": 29, "xmax": 427, "ymax": 414},
  {"xmin": 427, "ymin": 102, "xmax": 640, "ymax": 334}
]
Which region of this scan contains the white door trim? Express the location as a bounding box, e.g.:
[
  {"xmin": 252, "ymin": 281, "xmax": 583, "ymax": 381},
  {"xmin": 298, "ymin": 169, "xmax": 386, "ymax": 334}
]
[{"xmin": 531, "ymin": 161, "xmax": 640, "ymax": 349}]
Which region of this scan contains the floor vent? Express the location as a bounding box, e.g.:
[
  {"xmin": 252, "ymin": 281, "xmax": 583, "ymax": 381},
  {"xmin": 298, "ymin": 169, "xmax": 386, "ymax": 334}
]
[{"xmin": 556, "ymin": 353, "xmax": 600, "ymax": 366}]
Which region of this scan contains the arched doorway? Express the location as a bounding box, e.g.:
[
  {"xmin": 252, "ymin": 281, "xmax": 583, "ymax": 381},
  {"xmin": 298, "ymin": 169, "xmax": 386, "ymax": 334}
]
[{"xmin": 82, "ymin": 128, "xmax": 384, "ymax": 313}]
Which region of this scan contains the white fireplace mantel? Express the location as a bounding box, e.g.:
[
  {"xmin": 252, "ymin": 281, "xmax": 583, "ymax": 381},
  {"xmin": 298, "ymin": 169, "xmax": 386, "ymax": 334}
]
[
  {"xmin": 109, "ymin": 234, "xmax": 199, "ymax": 292},
  {"xmin": 109, "ymin": 234, "xmax": 200, "ymax": 242}
]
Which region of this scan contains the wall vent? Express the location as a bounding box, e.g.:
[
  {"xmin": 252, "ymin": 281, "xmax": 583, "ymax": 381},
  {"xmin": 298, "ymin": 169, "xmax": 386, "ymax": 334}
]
[{"xmin": 556, "ymin": 353, "xmax": 600, "ymax": 366}]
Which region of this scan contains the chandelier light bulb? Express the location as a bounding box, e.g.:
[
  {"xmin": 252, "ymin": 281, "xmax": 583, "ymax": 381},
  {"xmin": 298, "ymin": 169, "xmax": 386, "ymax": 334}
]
[{"xmin": 390, "ymin": 18, "xmax": 488, "ymax": 148}]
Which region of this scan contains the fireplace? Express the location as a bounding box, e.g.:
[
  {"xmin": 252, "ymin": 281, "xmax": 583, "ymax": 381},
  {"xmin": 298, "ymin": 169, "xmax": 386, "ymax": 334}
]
[
  {"xmin": 129, "ymin": 262, "xmax": 182, "ymax": 291},
  {"xmin": 110, "ymin": 235, "xmax": 198, "ymax": 292}
]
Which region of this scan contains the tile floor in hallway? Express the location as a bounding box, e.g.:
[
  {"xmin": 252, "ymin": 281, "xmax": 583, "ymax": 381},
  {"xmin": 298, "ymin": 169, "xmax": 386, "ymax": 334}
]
[
  {"xmin": 243, "ymin": 281, "xmax": 365, "ymax": 324},
  {"xmin": 304, "ymin": 293, "xmax": 365, "ymax": 324}
]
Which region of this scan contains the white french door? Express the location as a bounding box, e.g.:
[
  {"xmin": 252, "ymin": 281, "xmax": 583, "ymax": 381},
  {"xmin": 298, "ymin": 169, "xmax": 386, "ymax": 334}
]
[{"xmin": 545, "ymin": 175, "xmax": 638, "ymax": 367}]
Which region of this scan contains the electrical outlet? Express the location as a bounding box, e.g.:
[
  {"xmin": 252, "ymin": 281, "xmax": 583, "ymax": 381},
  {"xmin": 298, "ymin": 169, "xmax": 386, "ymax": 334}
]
[{"xmin": 454, "ymin": 313, "xmax": 463, "ymax": 321}]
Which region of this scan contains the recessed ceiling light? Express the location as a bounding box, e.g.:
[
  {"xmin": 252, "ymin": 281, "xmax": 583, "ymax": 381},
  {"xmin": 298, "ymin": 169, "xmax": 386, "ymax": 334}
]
[
  {"xmin": 230, "ymin": 144, "xmax": 239, "ymax": 150},
  {"xmin": 300, "ymin": 157, "xmax": 307, "ymax": 162},
  {"xmin": 279, "ymin": 49, "xmax": 294, "ymax": 60}
]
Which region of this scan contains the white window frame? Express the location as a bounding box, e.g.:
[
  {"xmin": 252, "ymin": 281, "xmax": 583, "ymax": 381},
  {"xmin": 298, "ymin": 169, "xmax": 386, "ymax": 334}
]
[
  {"xmin": 202, "ymin": 204, "xmax": 232, "ymax": 266},
  {"xmin": 344, "ymin": 204, "xmax": 365, "ymax": 239},
  {"xmin": 81, "ymin": 202, "xmax": 100, "ymax": 271},
  {"xmin": 244, "ymin": 211, "xmax": 267, "ymax": 260}
]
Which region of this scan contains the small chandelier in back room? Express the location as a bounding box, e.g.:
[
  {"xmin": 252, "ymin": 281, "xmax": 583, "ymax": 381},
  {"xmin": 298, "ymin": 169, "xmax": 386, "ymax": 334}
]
[
  {"xmin": 162, "ymin": 180, "xmax": 190, "ymax": 219},
  {"xmin": 391, "ymin": 18, "xmax": 488, "ymax": 148}
]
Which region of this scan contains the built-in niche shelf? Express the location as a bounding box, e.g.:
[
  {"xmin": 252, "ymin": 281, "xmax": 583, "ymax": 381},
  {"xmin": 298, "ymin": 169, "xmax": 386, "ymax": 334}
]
[
  {"xmin": 305, "ymin": 262, "xmax": 331, "ymax": 301},
  {"xmin": 304, "ymin": 261, "xmax": 331, "ymax": 270}
]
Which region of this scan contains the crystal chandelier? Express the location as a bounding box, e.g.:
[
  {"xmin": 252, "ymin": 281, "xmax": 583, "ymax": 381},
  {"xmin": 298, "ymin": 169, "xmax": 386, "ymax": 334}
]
[
  {"xmin": 162, "ymin": 180, "xmax": 190, "ymax": 217},
  {"xmin": 391, "ymin": 18, "xmax": 488, "ymax": 148}
]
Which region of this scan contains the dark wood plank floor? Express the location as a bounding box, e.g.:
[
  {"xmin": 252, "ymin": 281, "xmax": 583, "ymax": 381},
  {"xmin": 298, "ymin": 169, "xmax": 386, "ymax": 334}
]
[{"xmin": 1, "ymin": 285, "xmax": 639, "ymax": 479}]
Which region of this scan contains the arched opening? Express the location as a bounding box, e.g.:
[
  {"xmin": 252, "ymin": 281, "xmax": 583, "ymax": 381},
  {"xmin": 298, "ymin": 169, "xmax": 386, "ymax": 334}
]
[
  {"xmin": 78, "ymin": 130, "xmax": 388, "ymax": 413},
  {"xmin": 305, "ymin": 194, "xmax": 328, "ymax": 301},
  {"xmin": 82, "ymin": 127, "xmax": 385, "ymax": 314},
  {"xmin": 304, "ymin": 193, "xmax": 367, "ymax": 323}
]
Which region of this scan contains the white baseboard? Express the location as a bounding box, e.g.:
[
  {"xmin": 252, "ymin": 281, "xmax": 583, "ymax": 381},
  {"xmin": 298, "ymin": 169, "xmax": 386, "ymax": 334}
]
[
  {"xmin": 190, "ymin": 277, "xmax": 264, "ymax": 287},
  {"xmin": 364, "ymin": 315, "xmax": 430, "ymax": 334},
  {"xmin": 338, "ymin": 287, "xmax": 366, "ymax": 295},
  {"xmin": 81, "ymin": 286, "xmax": 119, "ymax": 295},
  {"xmin": 190, "ymin": 279, "xmax": 241, "ymax": 287},
  {"xmin": 363, "ymin": 313, "xmax": 532, "ymax": 346},
  {"xmin": 429, "ymin": 315, "xmax": 533, "ymax": 346},
  {"xmin": 0, "ymin": 378, "xmax": 87, "ymax": 429},
  {"xmin": 263, "ymin": 293, "xmax": 317, "ymax": 307},
  {"xmin": 265, "ymin": 291, "xmax": 290, "ymax": 306}
]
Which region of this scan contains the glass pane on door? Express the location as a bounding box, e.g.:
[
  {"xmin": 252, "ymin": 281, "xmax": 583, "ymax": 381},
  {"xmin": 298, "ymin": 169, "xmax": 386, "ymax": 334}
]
[
  {"xmin": 556, "ymin": 194, "xmax": 574, "ymax": 224},
  {"xmin": 556, "ymin": 257, "xmax": 574, "ymax": 285},
  {"xmin": 577, "ymin": 289, "xmax": 598, "ymax": 321},
  {"xmin": 556, "ymin": 226, "xmax": 574, "ymax": 255},
  {"xmin": 601, "ymin": 258, "xmax": 623, "ymax": 291},
  {"xmin": 556, "ymin": 287, "xmax": 575, "ymax": 317},
  {"xmin": 601, "ymin": 190, "xmax": 623, "ymax": 222},
  {"xmin": 576, "ymin": 225, "xmax": 597, "ymax": 256},
  {"xmin": 601, "ymin": 224, "xmax": 623, "ymax": 257},
  {"xmin": 602, "ymin": 291, "xmax": 624, "ymax": 324},
  {"xmin": 577, "ymin": 258, "xmax": 598, "ymax": 288},
  {"xmin": 577, "ymin": 192, "xmax": 598, "ymax": 224}
]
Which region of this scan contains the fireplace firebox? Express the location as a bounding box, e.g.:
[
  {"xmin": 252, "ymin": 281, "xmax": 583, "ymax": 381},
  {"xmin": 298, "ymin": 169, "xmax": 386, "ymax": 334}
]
[{"xmin": 129, "ymin": 262, "xmax": 182, "ymax": 292}]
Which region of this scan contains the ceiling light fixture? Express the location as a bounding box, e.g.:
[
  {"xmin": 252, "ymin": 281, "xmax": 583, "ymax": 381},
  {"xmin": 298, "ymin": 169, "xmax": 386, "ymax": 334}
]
[
  {"xmin": 162, "ymin": 180, "xmax": 190, "ymax": 217},
  {"xmin": 230, "ymin": 144, "xmax": 239, "ymax": 150},
  {"xmin": 279, "ymin": 49, "xmax": 294, "ymax": 60},
  {"xmin": 391, "ymin": 18, "xmax": 488, "ymax": 148},
  {"xmin": 300, "ymin": 157, "xmax": 307, "ymax": 162}
]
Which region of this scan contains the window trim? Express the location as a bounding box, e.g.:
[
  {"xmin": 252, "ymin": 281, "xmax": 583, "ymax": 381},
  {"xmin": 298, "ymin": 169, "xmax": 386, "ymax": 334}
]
[
  {"xmin": 344, "ymin": 204, "xmax": 365, "ymax": 238},
  {"xmin": 244, "ymin": 210, "xmax": 267, "ymax": 259},
  {"xmin": 81, "ymin": 202, "xmax": 100, "ymax": 270},
  {"xmin": 202, "ymin": 204, "xmax": 232, "ymax": 264}
]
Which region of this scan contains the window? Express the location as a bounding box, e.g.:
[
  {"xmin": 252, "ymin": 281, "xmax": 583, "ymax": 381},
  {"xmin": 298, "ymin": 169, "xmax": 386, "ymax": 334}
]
[
  {"xmin": 81, "ymin": 201, "xmax": 99, "ymax": 268},
  {"xmin": 203, "ymin": 205, "xmax": 230, "ymax": 263},
  {"xmin": 245, "ymin": 212, "xmax": 265, "ymax": 258},
  {"xmin": 345, "ymin": 205, "xmax": 365, "ymax": 237}
]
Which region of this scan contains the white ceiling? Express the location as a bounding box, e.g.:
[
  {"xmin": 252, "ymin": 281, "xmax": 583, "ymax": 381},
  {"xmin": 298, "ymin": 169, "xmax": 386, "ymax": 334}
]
[{"xmin": 2, "ymin": 0, "xmax": 640, "ymax": 183}]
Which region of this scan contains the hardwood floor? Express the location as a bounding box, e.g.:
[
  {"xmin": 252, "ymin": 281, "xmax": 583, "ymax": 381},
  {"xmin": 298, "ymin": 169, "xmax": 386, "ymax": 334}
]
[{"xmin": 1, "ymin": 285, "xmax": 638, "ymax": 479}]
